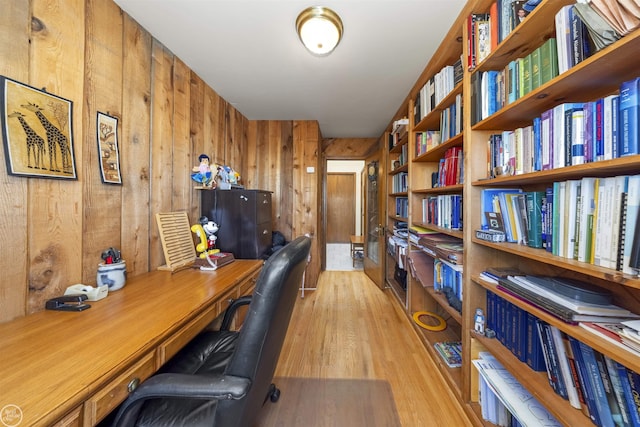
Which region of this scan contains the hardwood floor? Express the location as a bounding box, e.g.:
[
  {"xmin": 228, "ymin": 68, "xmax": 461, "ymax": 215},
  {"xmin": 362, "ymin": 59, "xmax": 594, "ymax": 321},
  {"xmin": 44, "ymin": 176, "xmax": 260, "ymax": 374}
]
[{"xmin": 258, "ymin": 270, "xmax": 473, "ymax": 426}]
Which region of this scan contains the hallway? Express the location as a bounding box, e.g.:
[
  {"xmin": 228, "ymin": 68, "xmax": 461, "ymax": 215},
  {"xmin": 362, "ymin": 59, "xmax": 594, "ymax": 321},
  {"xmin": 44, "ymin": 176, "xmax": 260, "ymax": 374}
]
[{"xmin": 258, "ymin": 271, "xmax": 472, "ymax": 426}]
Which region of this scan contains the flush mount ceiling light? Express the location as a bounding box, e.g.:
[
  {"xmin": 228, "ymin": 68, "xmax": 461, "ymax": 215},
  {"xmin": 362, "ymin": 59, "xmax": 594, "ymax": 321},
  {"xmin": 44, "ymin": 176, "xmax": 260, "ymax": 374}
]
[{"xmin": 296, "ymin": 6, "xmax": 343, "ymax": 56}]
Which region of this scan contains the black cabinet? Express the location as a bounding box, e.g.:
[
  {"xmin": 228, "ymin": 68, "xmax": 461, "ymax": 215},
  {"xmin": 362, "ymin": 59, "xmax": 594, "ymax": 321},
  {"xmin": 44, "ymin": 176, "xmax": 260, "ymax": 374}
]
[{"xmin": 201, "ymin": 189, "xmax": 272, "ymax": 259}]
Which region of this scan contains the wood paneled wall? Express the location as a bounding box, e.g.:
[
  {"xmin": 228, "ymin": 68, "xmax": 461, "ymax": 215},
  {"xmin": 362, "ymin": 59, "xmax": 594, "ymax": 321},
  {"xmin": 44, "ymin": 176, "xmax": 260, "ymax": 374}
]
[{"xmin": 0, "ymin": 0, "xmax": 322, "ymax": 322}]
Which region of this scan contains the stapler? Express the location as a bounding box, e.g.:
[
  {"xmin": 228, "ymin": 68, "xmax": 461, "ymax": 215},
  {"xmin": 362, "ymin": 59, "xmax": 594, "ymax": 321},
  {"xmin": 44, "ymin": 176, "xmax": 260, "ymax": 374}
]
[
  {"xmin": 65, "ymin": 284, "xmax": 108, "ymax": 301},
  {"xmin": 45, "ymin": 294, "xmax": 91, "ymax": 311}
]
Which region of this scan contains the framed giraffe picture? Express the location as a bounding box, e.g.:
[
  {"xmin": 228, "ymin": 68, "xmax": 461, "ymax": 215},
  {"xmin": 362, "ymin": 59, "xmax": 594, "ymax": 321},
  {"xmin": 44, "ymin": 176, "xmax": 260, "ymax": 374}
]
[
  {"xmin": 0, "ymin": 76, "xmax": 76, "ymax": 179},
  {"xmin": 96, "ymin": 112, "xmax": 122, "ymax": 184}
]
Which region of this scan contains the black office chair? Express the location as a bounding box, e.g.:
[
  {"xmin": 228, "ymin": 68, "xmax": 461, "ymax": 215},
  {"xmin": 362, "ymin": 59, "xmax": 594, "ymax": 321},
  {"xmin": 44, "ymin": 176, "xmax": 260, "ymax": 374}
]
[{"xmin": 111, "ymin": 236, "xmax": 312, "ymax": 427}]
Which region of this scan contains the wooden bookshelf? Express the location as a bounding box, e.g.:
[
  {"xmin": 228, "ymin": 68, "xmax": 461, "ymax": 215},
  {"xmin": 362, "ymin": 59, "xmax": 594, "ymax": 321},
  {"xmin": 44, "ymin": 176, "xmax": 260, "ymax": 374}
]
[{"xmin": 462, "ymin": 0, "xmax": 640, "ymax": 425}]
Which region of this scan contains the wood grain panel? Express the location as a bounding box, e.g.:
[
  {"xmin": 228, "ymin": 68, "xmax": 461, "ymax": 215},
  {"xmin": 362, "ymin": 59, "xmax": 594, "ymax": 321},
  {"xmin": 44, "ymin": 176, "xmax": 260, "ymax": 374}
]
[
  {"xmin": 0, "ymin": 0, "xmax": 29, "ymax": 321},
  {"xmin": 120, "ymin": 14, "xmax": 151, "ymax": 278},
  {"xmin": 149, "ymin": 40, "xmax": 175, "ymax": 270},
  {"xmin": 189, "ymin": 73, "xmax": 206, "ymax": 223},
  {"xmin": 82, "ymin": 0, "xmax": 124, "ymax": 284},
  {"xmin": 172, "ymin": 58, "xmax": 191, "ymax": 214},
  {"xmin": 275, "ymin": 121, "xmax": 293, "ymax": 239},
  {"xmin": 323, "ymin": 137, "xmax": 378, "ymax": 158},
  {"xmin": 27, "ymin": 0, "xmax": 85, "ymax": 313},
  {"xmin": 293, "ymin": 121, "xmax": 320, "ymax": 286},
  {"xmin": 203, "ymin": 85, "xmax": 225, "ymax": 165}
]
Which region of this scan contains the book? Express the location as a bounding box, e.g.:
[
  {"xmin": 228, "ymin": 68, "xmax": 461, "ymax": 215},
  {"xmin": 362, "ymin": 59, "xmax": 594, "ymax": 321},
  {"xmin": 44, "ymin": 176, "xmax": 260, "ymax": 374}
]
[
  {"xmin": 569, "ymin": 336, "xmax": 599, "ymax": 424},
  {"xmin": 549, "ymin": 325, "xmax": 581, "ymax": 408},
  {"xmin": 619, "ymin": 77, "xmax": 640, "ymax": 156},
  {"xmin": 525, "ymin": 191, "xmax": 544, "ymax": 248},
  {"xmin": 624, "ymin": 175, "xmax": 640, "ymax": 275},
  {"xmin": 577, "ymin": 177, "xmax": 597, "ymax": 263},
  {"xmin": 434, "ymin": 341, "xmax": 462, "ymax": 368},
  {"xmin": 473, "ymin": 353, "xmax": 563, "ymax": 426},
  {"xmin": 620, "ymin": 364, "xmax": 640, "ymax": 426},
  {"xmin": 530, "ymin": 46, "xmax": 541, "ymax": 91},
  {"xmin": 539, "ymin": 38, "xmax": 559, "ymax": 85},
  {"xmin": 579, "ymin": 341, "xmax": 616, "ymax": 427},
  {"xmin": 537, "ymin": 321, "xmax": 567, "ymax": 397},
  {"xmin": 604, "ymin": 355, "xmax": 633, "ymax": 426},
  {"xmin": 593, "ymin": 350, "xmax": 625, "ymax": 426},
  {"xmin": 555, "ymin": 5, "xmax": 573, "ymax": 74}
]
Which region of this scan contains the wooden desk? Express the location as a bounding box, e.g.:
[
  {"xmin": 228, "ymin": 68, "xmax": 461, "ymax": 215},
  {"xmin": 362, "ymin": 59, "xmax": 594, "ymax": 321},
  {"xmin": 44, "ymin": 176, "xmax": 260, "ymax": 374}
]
[{"xmin": 0, "ymin": 260, "xmax": 262, "ymax": 427}]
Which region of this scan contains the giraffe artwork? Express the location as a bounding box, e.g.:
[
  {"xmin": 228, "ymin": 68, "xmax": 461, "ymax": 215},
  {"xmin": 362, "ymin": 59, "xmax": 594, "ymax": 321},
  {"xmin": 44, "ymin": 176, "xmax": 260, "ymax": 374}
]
[
  {"xmin": 21, "ymin": 102, "xmax": 73, "ymax": 174},
  {"xmin": 1, "ymin": 76, "xmax": 76, "ymax": 179},
  {"xmin": 7, "ymin": 111, "xmax": 46, "ymax": 169}
]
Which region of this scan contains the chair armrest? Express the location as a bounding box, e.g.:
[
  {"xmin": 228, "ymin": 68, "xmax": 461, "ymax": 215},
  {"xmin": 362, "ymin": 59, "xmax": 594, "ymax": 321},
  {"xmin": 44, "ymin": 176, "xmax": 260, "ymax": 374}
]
[
  {"xmin": 111, "ymin": 373, "xmax": 251, "ymax": 426},
  {"xmin": 220, "ymin": 295, "xmax": 252, "ymax": 330}
]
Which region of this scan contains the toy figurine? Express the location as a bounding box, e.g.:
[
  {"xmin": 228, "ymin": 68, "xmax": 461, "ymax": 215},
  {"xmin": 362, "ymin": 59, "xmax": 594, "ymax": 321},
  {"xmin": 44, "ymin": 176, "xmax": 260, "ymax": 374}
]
[
  {"xmin": 191, "ymin": 154, "xmax": 214, "ymax": 187},
  {"xmin": 474, "ymin": 308, "xmax": 485, "ymax": 335},
  {"xmin": 200, "ymin": 216, "xmax": 219, "ymax": 253}
]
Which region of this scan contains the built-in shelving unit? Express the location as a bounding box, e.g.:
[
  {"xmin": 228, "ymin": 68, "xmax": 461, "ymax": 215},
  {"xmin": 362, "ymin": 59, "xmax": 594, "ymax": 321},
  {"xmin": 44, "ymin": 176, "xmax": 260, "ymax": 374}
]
[{"xmin": 383, "ymin": 0, "xmax": 640, "ymax": 425}]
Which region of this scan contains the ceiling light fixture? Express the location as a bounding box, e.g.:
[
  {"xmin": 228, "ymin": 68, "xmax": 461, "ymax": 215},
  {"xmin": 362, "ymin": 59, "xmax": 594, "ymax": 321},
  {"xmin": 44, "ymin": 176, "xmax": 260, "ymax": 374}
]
[{"xmin": 296, "ymin": 6, "xmax": 343, "ymax": 56}]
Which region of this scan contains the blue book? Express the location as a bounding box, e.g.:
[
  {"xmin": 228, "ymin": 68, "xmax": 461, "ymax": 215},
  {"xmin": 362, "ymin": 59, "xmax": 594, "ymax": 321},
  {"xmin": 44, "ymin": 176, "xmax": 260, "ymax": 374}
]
[
  {"xmin": 620, "ymin": 365, "xmax": 640, "ymax": 426},
  {"xmin": 619, "ymin": 77, "xmax": 640, "ymax": 156},
  {"xmin": 595, "ymin": 98, "xmax": 605, "ymax": 161},
  {"xmin": 570, "ymin": 336, "xmax": 600, "ymax": 425},
  {"xmin": 579, "ymin": 341, "xmax": 615, "ymax": 427},
  {"xmin": 613, "ymin": 95, "xmax": 620, "ymax": 159},
  {"xmin": 526, "ymin": 313, "xmax": 546, "ymax": 371},
  {"xmin": 544, "ymin": 186, "xmax": 553, "ymax": 253},
  {"xmin": 533, "ymin": 116, "xmax": 542, "ymax": 171}
]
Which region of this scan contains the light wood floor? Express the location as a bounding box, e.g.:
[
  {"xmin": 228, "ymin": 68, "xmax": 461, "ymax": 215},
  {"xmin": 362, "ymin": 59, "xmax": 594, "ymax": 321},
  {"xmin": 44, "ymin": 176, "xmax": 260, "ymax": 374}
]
[{"xmin": 258, "ymin": 270, "xmax": 473, "ymax": 426}]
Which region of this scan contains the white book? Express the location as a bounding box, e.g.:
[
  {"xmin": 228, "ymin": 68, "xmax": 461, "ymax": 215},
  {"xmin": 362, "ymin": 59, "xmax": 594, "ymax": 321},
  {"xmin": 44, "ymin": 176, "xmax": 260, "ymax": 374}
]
[
  {"xmin": 595, "ymin": 177, "xmax": 615, "ymax": 268},
  {"xmin": 557, "ymin": 181, "xmax": 567, "ymax": 256},
  {"xmin": 549, "ymin": 326, "xmax": 582, "ymax": 409},
  {"xmin": 564, "ymin": 180, "xmax": 581, "ymax": 259},
  {"xmin": 577, "ymin": 177, "xmax": 597, "ymax": 263},
  {"xmin": 623, "ymin": 175, "xmax": 640, "ymax": 275},
  {"xmin": 571, "ymin": 109, "xmax": 585, "ymax": 165},
  {"xmin": 610, "ymin": 176, "xmax": 628, "ymax": 271},
  {"xmin": 473, "ymin": 357, "xmax": 562, "ymax": 426},
  {"xmin": 555, "ymin": 6, "xmax": 572, "ymax": 75},
  {"xmin": 603, "ymin": 95, "xmax": 618, "ymax": 161}
]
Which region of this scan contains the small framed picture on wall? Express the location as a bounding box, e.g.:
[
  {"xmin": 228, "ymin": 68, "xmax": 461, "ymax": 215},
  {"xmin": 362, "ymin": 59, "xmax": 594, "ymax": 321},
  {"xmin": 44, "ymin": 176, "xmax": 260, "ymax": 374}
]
[{"xmin": 96, "ymin": 111, "xmax": 122, "ymax": 185}]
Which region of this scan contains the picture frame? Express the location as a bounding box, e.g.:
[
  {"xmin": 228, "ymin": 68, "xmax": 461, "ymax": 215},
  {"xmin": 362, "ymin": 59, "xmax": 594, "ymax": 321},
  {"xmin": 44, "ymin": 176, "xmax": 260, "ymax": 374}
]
[
  {"xmin": 0, "ymin": 75, "xmax": 77, "ymax": 179},
  {"xmin": 96, "ymin": 111, "xmax": 122, "ymax": 185}
]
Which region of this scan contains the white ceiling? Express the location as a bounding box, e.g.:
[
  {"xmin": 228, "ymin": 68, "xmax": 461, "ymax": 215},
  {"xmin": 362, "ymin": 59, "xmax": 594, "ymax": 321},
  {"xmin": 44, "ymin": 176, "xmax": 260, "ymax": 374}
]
[{"xmin": 113, "ymin": 0, "xmax": 467, "ymax": 138}]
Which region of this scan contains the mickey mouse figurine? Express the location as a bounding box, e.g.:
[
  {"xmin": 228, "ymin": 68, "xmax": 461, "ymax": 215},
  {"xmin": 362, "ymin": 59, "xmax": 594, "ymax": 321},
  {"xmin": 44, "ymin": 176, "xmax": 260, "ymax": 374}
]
[{"xmin": 199, "ymin": 216, "xmax": 219, "ymax": 253}]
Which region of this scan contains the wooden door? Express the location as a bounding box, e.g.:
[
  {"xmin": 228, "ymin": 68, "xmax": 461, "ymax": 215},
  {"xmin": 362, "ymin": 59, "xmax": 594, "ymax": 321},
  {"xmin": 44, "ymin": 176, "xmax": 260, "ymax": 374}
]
[
  {"xmin": 363, "ymin": 151, "xmax": 385, "ymax": 290},
  {"xmin": 326, "ymin": 173, "xmax": 356, "ymax": 243}
]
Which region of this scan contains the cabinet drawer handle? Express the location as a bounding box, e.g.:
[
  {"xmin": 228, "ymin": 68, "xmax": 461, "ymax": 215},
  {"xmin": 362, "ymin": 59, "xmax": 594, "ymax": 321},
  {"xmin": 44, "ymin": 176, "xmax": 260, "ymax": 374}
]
[
  {"xmin": 127, "ymin": 377, "xmax": 140, "ymax": 393},
  {"xmin": 262, "ymin": 229, "xmax": 268, "ymax": 235}
]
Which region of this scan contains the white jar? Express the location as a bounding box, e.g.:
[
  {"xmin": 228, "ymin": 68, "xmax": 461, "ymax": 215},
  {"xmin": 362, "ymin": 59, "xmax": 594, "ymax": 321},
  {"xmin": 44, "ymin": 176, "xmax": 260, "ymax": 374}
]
[{"xmin": 96, "ymin": 261, "xmax": 127, "ymax": 291}]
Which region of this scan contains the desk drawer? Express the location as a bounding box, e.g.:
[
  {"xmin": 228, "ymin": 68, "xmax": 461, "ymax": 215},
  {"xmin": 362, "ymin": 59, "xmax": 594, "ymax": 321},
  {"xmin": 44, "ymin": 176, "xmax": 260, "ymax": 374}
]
[
  {"xmin": 239, "ymin": 268, "xmax": 260, "ymax": 296},
  {"xmin": 84, "ymin": 352, "xmax": 155, "ymax": 426},
  {"xmin": 158, "ymin": 303, "xmax": 224, "ymax": 366},
  {"xmin": 53, "ymin": 406, "xmax": 82, "ymax": 427}
]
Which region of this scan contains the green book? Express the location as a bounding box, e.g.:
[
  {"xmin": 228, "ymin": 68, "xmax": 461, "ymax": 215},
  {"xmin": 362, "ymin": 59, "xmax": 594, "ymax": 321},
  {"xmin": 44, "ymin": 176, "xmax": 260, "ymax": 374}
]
[
  {"xmin": 526, "ymin": 191, "xmax": 544, "ymax": 248},
  {"xmin": 531, "ymin": 46, "xmax": 541, "ymax": 90},
  {"xmin": 522, "ymin": 54, "xmax": 532, "ymax": 96},
  {"xmin": 540, "ymin": 38, "xmax": 559, "ymax": 85},
  {"xmin": 517, "ymin": 57, "xmax": 526, "ymax": 99}
]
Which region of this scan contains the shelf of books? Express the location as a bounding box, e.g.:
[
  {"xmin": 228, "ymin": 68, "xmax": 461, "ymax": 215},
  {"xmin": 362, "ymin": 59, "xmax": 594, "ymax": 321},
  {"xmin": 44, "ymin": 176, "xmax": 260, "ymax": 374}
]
[
  {"xmin": 388, "ymin": 1, "xmax": 476, "ymax": 413},
  {"xmin": 463, "ymin": 0, "xmax": 640, "ymax": 425},
  {"xmin": 387, "ymin": 125, "xmax": 410, "ymax": 308}
]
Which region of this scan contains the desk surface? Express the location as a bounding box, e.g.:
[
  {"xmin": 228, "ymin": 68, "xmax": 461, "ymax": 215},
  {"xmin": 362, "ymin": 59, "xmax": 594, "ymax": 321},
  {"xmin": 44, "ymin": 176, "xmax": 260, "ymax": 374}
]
[
  {"xmin": 0, "ymin": 260, "xmax": 262, "ymax": 427},
  {"xmin": 350, "ymin": 235, "xmax": 364, "ymax": 245}
]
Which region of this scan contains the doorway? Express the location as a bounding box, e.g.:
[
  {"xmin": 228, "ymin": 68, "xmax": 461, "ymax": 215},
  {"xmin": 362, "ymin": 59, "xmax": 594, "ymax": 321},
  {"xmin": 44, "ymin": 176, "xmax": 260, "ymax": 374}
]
[{"xmin": 325, "ymin": 160, "xmax": 364, "ymax": 271}]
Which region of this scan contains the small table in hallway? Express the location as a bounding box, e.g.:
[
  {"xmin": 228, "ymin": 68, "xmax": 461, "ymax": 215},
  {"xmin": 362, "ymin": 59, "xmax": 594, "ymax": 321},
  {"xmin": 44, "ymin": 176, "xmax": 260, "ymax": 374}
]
[{"xmin": 350, "ymin": 235, "xmax": 364, "ymax": 267}]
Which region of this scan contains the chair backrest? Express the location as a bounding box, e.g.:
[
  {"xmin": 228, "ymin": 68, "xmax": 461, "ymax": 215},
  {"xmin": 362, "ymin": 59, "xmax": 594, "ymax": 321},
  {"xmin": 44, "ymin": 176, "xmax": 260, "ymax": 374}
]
[{"xmin": 216, "ymin": 235, "xmax": 311, "ymax": 427}]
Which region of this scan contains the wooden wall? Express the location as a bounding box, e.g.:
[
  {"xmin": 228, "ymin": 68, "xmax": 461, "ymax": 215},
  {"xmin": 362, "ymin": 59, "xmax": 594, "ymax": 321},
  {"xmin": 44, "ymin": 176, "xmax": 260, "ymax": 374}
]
[{"xmin": 0, "ymin": 0, "xmax": 322, "ymax": 322}]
